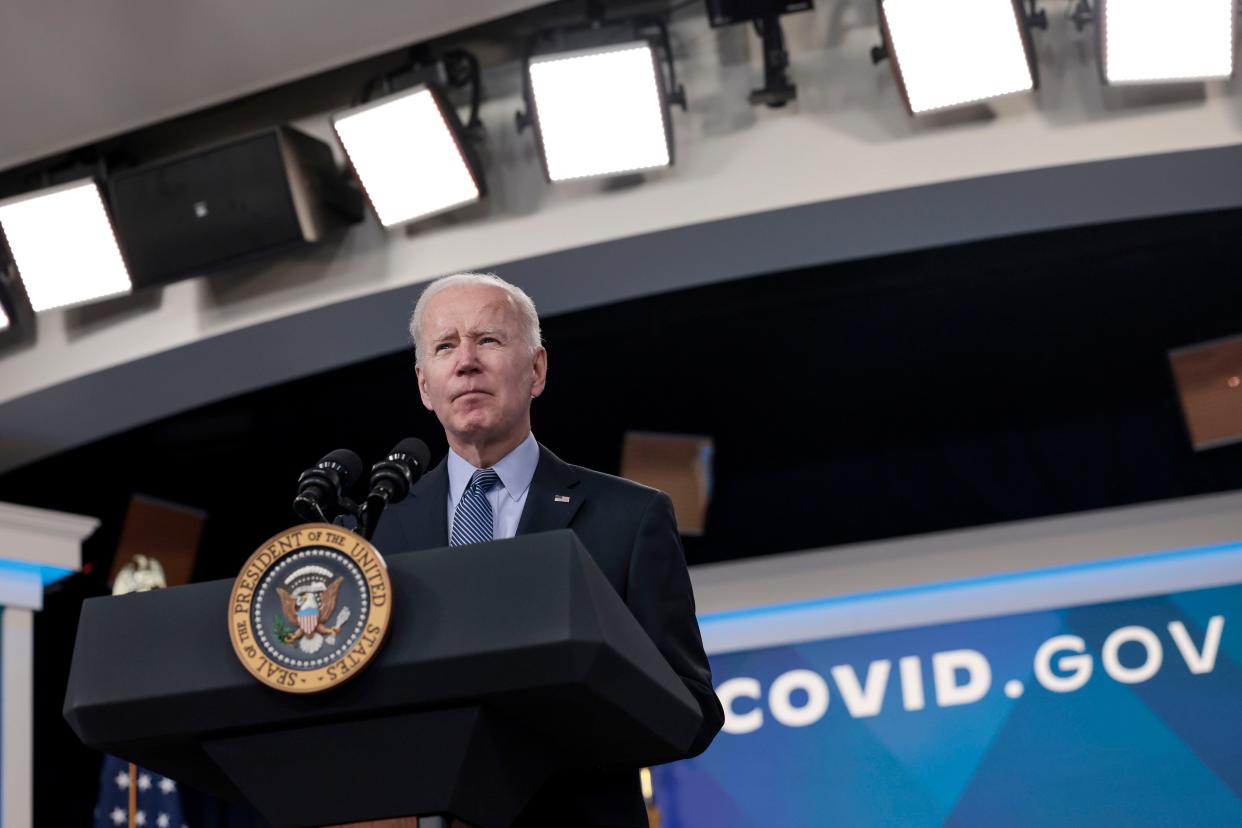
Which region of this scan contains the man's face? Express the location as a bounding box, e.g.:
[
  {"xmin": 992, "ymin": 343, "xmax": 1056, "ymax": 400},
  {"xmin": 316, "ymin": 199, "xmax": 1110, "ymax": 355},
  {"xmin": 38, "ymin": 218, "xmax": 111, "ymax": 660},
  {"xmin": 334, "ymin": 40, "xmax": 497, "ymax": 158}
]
[{"xmin": 415, "ymin": 284, "xmax": 547, "ymax": 451}]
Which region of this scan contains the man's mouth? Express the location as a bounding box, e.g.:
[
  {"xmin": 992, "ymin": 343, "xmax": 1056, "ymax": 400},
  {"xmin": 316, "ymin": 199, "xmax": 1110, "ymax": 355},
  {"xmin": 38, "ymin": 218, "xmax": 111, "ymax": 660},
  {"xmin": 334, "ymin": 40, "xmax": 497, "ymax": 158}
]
[{"xmin": 453, "ymin": 389, "xmax": 490, "ymax": 401}]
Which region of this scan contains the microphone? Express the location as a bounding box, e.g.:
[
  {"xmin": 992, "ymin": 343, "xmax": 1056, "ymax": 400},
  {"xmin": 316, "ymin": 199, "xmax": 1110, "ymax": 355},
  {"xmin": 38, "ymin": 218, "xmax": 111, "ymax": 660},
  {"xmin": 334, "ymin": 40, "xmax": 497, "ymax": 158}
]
[
  {"xmin": 292, "ymin": 449, "xmax": 364, "ymax": 524},
  {"xmin": 361, "ymin": 438, "xmax": 431, "ymax": 540}
]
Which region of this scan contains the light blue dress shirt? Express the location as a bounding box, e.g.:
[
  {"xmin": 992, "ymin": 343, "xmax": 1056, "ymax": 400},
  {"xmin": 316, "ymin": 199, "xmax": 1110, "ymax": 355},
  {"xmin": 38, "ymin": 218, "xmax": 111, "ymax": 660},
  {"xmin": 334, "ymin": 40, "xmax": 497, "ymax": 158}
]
[{"xmin": 446, "ymin": 431, "xmax": 539, "ymax": 541}]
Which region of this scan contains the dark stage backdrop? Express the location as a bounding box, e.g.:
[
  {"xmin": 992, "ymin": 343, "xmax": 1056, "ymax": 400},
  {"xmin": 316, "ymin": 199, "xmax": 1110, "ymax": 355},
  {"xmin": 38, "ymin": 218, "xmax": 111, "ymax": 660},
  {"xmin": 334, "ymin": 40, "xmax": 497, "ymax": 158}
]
[{"xmin": 5, "ymin": 206, "xmax": 1242, "ymax": 825}]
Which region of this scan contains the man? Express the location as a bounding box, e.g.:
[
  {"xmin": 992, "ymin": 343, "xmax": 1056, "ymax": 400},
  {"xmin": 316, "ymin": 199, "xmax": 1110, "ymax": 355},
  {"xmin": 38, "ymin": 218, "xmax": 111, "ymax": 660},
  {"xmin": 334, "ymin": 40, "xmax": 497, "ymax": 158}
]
[{"xmin": 371, "ymin": 272, "xmax": 723, "ymax": 827}]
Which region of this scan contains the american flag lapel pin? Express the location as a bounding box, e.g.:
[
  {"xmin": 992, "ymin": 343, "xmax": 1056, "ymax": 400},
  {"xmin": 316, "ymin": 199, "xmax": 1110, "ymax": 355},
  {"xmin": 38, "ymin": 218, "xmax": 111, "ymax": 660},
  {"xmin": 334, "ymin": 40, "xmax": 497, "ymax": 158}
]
[{"xmin": 554, "ymin": 495, "xmax": 571, "ymax": 503}]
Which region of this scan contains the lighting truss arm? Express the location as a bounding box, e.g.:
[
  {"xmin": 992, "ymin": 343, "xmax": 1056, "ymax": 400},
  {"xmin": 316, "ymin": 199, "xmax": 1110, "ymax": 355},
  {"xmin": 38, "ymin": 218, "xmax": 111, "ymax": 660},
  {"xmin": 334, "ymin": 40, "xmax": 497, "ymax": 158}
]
[
  {"xmin": 1024, "ymin": 0, "xmax": 1050, "ymax": 31},
  {"xmin": 635, "ymin": 15, "xmax": 688, "ymax": 111},
  {"xmin": 442, "ymin": 49, "xmax": 484, "ymax": 139},
  {"xmin": 870, "ymin": 0, "xmax": 889, "ymax": 64},
  {"xmin": 514, "ymin": 32, "xmax": 540, "ymax": 134},
  {"xmin": 1069, "ymin": 0, "xmax": 1095, "ymax": 32},
  {"xmin": 355, "ymin": 45, "xmax": 485, "ymax": 142},
  {"xmin": 0, "ymin": 255, "xmax": 24, "ymax": 340},
  {"xmin": 0, "ymin": 249, "xmax": 17, "ymax": 307},
  {"xmin": 749, "ymin": 14, "xmax": 796, "ymax": 107},
  {"xmin": 357, "ymin": 47, "xmax": 434, "ymax": 106}
]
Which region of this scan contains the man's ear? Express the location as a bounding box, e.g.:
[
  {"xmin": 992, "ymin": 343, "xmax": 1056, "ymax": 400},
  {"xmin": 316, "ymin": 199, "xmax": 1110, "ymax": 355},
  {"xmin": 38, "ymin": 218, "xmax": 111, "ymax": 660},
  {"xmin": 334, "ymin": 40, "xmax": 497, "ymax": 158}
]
[
  {"xmin": 530, "ymin": 346, "xmax": 548, "ymax": 399},
  {"xmin": 415, "ymin": 364, "xmax": 434, "ymax": 411}
]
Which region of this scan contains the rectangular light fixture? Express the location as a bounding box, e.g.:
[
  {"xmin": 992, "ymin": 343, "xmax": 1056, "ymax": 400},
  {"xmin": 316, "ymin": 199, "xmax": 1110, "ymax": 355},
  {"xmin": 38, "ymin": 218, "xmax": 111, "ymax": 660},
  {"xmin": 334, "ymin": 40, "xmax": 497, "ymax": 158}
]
[
  {"xmin": 1102, "ymin": 0, "xmax": 1236, "ymax": 84},
  {"xmin": 879, "ymin": 0, "xmax": 1037, "ymax": 115},
  {"xmin": 333, "ymin": 85, "xmax": 484, "ymax": 228},
  {"xmin": 528, "ymin": 41, "xmax": 672, "ymax": 181},
  {"xmin": 0, "ymin": 179, "xmax": 132, "ymax": 312},
  {"xmin": 0, "ymin": 300, "xmax": 9, "ymax": 331}
]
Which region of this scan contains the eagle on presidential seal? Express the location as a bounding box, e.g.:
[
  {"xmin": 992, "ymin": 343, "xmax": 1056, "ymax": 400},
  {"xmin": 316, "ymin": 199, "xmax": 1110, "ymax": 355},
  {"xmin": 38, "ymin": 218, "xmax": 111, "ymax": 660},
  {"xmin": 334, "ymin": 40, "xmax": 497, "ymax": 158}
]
[{"xmin": 275, "ymin": 564, "xmax": 352, "ymax": 654}]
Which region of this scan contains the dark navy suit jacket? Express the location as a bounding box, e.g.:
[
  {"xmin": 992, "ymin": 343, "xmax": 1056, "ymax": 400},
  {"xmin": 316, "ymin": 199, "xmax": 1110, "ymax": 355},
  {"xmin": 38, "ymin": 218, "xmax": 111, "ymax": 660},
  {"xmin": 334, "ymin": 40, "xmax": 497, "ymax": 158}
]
[{"xmin": 370, "ymin": 443, "xmax": 724, "ymax": 827}]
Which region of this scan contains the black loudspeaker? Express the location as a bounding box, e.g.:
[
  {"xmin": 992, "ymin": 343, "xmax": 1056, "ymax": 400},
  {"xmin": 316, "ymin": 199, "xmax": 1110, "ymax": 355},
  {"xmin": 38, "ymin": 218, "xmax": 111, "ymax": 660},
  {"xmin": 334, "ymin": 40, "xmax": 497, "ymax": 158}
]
[{"xmin": 108, "ymin": 127, "xmax": 363, "ymax": 289}]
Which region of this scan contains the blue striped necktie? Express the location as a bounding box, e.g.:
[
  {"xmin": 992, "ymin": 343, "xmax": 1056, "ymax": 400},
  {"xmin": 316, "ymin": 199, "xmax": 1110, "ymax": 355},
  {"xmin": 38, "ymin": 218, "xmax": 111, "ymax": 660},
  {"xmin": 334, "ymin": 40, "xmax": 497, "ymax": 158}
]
[{"xmin": 450, "ymin": 468, "xmax": 501, "ymax": 547}]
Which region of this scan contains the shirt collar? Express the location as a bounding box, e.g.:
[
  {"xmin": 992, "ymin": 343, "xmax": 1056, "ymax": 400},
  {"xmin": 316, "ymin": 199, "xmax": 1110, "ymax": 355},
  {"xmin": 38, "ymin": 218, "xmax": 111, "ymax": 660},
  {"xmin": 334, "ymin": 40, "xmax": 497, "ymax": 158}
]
[{"xmin": 447, "ymin": 432, "xmax": 539, "ymax": 505}]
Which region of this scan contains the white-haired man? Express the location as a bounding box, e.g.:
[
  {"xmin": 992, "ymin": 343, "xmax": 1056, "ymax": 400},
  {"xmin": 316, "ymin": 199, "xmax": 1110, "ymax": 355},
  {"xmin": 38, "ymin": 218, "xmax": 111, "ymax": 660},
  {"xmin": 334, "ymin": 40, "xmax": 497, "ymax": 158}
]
[{"xmin": 371, "ymin": 272, "xmax": 722, "ymax": 827}]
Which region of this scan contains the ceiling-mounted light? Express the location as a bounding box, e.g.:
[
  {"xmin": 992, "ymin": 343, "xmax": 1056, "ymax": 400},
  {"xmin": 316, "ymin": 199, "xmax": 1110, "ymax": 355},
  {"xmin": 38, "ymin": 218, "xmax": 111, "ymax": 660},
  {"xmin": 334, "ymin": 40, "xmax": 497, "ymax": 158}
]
[
  {"xmin": 335, "ymin": 86, "xmax": 483, "ymax": 227},
  {"xmin": 517, "ymin": 13, "xmax": 686, "ymax": 183},
  {"xmin": 0, "ymin": 179, "xmax": 132, "ymax": 312},
  {"xmin": 334, "ymin": 50, "xmax": 486, "ymax": 228},
  {"xmin": 528, "ymin": 42, "xmax": 670, "ymax": 180},
  {"xmin": 1100, "ymin": 0, "xmax": 1236, "ymax": 84},
  {"xmin": 873, "ymin": 0, "xmax": 1045, "ymax": 115}
]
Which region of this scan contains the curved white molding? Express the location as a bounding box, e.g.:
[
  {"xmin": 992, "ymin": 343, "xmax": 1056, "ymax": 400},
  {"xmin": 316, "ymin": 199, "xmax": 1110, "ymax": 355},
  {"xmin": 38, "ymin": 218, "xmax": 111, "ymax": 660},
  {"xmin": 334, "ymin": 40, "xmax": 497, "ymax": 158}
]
[
  {"xmin": 0, "ymin": 501, "xmax": 98, "ymax": 582},
  {"xmin": 0, "ymin": 500, "xmax": 101, "ymax": 544}
]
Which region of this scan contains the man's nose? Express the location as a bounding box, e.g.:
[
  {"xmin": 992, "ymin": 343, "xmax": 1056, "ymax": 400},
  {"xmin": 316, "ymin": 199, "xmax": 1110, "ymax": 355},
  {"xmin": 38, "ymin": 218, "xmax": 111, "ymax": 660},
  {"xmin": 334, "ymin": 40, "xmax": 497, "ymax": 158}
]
[{"xmin": 454, "ymin": 341, "xmax": 481, "ymax": 374}]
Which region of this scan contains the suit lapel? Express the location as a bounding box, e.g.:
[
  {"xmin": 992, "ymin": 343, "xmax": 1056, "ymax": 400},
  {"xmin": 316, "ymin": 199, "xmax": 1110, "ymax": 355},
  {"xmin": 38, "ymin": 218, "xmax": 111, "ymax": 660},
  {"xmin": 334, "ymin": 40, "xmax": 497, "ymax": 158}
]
[
  {"xmin": 397, "ymin": 458, "xmax": 449, "ymax": 549},
  {"xmin": 517, "ymin": 445, "xmax": 584, "ymax": 534}
]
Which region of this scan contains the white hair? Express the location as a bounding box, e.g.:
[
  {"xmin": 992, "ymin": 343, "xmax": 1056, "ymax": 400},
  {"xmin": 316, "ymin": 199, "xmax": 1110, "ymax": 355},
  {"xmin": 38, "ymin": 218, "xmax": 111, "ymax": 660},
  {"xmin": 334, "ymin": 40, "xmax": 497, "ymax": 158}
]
[{"xmin": 408, "ymin": 272, "xmax": 542, "ymax": 362}]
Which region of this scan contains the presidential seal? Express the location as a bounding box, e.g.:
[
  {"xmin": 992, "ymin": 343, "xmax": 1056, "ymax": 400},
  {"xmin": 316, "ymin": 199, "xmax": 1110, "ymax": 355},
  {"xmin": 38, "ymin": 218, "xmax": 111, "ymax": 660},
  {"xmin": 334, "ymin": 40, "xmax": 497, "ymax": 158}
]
[{"xmin": 228, "ymin": 523, "xmax": 392, "ymax": 693}]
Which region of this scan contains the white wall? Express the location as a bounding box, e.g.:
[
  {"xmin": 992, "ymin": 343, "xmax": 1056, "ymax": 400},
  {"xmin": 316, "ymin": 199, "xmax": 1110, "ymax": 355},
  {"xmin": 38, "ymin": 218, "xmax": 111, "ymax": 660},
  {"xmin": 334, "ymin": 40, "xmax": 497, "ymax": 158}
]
[{"xmin": 2, "ymin": 4, "xmax": 1242, "ymax": 472}]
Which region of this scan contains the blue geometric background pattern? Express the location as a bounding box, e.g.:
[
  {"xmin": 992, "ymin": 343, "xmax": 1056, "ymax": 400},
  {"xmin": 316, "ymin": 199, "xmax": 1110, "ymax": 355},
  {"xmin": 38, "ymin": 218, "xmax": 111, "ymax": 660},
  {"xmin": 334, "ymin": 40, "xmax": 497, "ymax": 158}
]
[{"xmin": 654, "ymin": 583, "xmax": 1242, "ymax": 827}]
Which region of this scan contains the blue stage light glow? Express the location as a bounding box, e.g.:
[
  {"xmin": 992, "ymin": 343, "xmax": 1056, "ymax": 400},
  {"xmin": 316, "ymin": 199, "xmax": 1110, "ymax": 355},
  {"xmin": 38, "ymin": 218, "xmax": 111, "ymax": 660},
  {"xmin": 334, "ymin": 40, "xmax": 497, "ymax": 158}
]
[{"xmin": 0, "ymin": 557, "xmax": 77, "ymax": 586}]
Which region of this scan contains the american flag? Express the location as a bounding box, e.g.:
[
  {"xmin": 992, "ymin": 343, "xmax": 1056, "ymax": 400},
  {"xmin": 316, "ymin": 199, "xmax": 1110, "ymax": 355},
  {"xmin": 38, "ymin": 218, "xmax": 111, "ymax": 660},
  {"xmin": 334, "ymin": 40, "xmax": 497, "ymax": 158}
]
[{"xmin": 93, "ymin": 754, "xmax": 186, "ymax": 828}]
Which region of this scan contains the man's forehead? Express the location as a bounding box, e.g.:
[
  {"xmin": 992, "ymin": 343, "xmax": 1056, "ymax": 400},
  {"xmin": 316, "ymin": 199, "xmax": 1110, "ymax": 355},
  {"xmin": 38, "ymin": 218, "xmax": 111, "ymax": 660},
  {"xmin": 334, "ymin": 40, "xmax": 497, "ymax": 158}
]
[
  {"xmin": 424, "ymin": 285, "xmax": 518, "ymax": 334},
  {"xmin": 427, "ymin": 288, "xmax": 514, "ymax": 320}
]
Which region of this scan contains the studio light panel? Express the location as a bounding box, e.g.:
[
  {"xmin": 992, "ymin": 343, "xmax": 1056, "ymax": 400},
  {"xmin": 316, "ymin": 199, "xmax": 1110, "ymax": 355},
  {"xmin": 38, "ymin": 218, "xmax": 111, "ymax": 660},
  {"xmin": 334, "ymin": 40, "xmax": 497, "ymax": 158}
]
[
  {"xmin": 529, "ymin": 42, "xmax": 672, "ymax": 181},
  {"xmin": 333, "ymin": 86, "xmax": 482, "ymax": 228},
  {"xmin": 1103, "ymin": 0, "xmax": 1236, "ymax": 84},
  {"xmin": 0, "ymin": 179, "xmax": 132, "ymax": 312},
  {"xmin": 881, "ymin": 0, "xmax": 1035, "ymax": 114}
]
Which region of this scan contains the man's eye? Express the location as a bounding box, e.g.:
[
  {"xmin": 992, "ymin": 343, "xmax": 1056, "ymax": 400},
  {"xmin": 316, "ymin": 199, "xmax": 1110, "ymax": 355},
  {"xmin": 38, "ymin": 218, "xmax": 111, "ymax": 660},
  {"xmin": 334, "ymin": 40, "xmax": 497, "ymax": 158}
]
[
  {"xmin": 435, "ymin": 343, "xmax": 452, "ymax": 352},
  {"xmin": 480, "ymin": 336, "xmax": 498, "ymax": 345}
]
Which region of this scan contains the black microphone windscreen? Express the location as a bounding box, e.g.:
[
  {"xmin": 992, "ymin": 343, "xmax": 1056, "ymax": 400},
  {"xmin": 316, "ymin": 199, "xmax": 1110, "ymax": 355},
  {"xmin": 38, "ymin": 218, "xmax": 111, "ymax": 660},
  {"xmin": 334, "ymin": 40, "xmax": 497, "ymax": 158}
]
[
  {"xmin": 321, "ymin": 448, "xmax": 364, "ymax": 485},
  {"xmin": 389, "ymin": 438, "xmax": 431, "ymax": 472}
]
